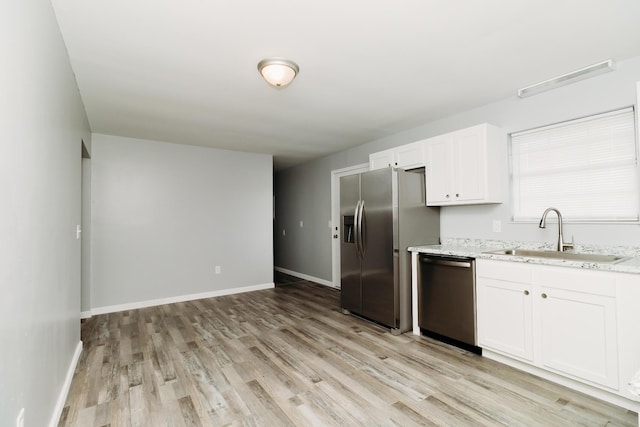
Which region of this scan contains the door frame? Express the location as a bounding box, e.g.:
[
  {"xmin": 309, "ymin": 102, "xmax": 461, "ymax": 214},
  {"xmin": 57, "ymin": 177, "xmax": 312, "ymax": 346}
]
[
  {"xmin": 81, "ymin": 140, "xmax": 92, "ymax": 318},
  {"xmin": 331, "ymin": 163, "xmax": 369, "ymax": 288}
]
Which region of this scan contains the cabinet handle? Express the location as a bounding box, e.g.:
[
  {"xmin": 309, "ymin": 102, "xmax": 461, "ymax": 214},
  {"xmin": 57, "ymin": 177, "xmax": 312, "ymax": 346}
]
[
  {"xmin": 456, "ymin": 193, "xmax": 460, "ymax": 197},
  {"xmin": 446, "ymin": 194, "xmax": 450, "ymax": 198},
  {"xmin": 524, "ymin": 290, "xmax": 529, "ymax": 295},
  {"xmin": 541, "ymin": 293, "xmax": 547, "ymax": 299}
]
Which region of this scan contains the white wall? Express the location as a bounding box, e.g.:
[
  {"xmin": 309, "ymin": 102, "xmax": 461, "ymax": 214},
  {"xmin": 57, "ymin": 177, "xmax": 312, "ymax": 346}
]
[
  {"xmin": 0, "ymin": 1, "xmax": 91, "ymax": 426},
  {"xmin": 432, "ymin": 61, "xmax": 640, "ymax": 244},
  {"xmin": 274, "ymin": 55, "xmax": 640, "ymax": 282},
  {"xmin": 90, "ymin": 134, "xmax": 273, "ymax": 310}
]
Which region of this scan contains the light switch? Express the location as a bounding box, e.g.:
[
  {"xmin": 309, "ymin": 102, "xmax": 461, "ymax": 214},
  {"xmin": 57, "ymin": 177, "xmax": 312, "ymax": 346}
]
[{"xmin": 299, "ymin": 221, "xmax": 303, "ymax": 228}]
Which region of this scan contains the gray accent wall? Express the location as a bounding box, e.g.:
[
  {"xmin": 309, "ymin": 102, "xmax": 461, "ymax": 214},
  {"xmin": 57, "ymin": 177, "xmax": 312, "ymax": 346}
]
[
  {"xmin": 275, "ymin": 55, "xmax": 640, "ymax": 283},
  {"xmin": 0, "ymin": 1, "xmax": 91, "ymax": 426},
  {"xmin": 89, "ymin": 134, "xmax": 274, "ymax": 310}
]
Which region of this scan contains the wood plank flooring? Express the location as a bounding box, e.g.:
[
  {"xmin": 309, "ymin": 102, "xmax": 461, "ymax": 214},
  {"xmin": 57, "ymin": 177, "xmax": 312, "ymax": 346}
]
[{"xmin": 59, "ymin": 274, "xmax": 638, "ymax": 426}]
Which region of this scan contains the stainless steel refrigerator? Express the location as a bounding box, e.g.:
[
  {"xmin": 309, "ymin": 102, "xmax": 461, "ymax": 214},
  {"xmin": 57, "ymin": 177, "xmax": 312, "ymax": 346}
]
[{"xmin": 340, "ymin": 167, "xmax": 440, "ymax": 334}]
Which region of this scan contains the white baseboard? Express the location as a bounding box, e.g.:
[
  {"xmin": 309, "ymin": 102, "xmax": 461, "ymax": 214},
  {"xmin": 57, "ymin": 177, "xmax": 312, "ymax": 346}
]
[
  {"xmin": 88, "ymin": 282, "xmax": 274, "ymax": 316},
  {"xmin": 49, "ymin": 340, "xmax": 82, "ymax": 427},
  {"xmin": 483, "ymin": 349, "xmax": 640, "ymax": 413},
  {"xmin": 275, "ymin": 267, "xmax": 338, "ymax": 289}
]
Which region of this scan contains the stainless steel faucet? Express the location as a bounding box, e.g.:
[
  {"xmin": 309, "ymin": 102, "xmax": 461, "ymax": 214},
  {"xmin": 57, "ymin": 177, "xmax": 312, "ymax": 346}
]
[{"xmin": 539, "ymin": 207, "xmax": 574, "ymax": 252}]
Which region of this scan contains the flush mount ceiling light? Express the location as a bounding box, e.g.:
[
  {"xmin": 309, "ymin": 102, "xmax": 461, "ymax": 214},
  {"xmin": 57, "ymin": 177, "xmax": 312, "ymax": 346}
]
[
  {"xmin": 257, "ymin": 58, "xmax": 299, "ymax": 88},
  {"xmin": 517, "ymin": 59, "xmax": 616, "ymax": 98}
]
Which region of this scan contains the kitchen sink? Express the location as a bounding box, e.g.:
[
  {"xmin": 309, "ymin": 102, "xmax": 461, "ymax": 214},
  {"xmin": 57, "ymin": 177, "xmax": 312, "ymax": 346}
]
[{"xmin": 485, "ymin": 248, "xmax": 629, "ymax": 264}]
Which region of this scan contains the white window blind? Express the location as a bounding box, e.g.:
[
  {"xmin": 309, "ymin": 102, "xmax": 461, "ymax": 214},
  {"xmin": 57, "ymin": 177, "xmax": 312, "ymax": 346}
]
[{"xmin": 511, "ymin": 107, "xmax": 638, "ymax": 222}]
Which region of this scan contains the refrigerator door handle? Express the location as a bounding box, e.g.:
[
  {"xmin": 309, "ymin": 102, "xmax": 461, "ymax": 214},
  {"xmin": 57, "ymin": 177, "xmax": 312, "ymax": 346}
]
[
  {"xmin": 359, "ymin": 200, "xmax": 366, "ymax": 258},
  {"xmin": 354, "ymin": 200, "xmax": 362, "ymax": 258}
]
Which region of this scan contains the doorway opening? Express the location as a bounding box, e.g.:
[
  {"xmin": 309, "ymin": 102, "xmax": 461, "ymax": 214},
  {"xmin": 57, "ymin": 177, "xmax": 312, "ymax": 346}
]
[{"xmin": 81, "ymin": 140, "xmax": 91, "ymax": 318}]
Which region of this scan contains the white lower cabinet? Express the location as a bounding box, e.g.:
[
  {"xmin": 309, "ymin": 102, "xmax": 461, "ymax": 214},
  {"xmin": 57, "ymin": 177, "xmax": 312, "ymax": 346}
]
[
  {"xmin": 538, "ymin": 282, "xmax": 618, "ymax": 389},
  {"xmin": 477, "ymin": 259, "xmax": 639, "ymax": 411},
  {"xmin": 476, "ymin": 273, "xmax": 534, "ymax": 362}
]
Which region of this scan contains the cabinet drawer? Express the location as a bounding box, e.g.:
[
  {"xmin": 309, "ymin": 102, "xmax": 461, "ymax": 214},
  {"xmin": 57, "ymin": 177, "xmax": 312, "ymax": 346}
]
[
  {"xmin": 535, "ymin": 266, "xmax": 615, "ymax": 296},
  {"xmin": 477, "ymin": 259, "xmax": 533, "ymax": 283}
]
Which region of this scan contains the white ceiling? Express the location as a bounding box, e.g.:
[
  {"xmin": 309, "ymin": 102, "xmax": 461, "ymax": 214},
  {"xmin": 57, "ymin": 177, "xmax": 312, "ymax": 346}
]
[{"xmin": 52, "ymin": 0, "xmax": 640, "ymax": 169}]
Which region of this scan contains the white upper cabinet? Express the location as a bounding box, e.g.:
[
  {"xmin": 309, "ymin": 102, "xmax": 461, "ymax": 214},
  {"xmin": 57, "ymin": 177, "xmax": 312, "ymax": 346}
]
[
  {"xmin": 369, "ymin": 149, "xmax": 395, "ymax": 170},
  {"xmin": 369, "ymin": 140, "xmax": 425, "ymax": 170},
  {"xmin": 425, "ymin": 123, "xmax": 506, "ymax": 206}
]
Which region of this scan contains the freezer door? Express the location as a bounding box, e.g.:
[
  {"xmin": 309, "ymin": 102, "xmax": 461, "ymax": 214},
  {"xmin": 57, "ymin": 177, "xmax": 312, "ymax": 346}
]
[
  {"xmin": 340, "ymin": 174, "xmax": 361, "ymax": 313},
  {"xmin": 360, "ymin": 168, "xmax": 395, "ymax": 326}
]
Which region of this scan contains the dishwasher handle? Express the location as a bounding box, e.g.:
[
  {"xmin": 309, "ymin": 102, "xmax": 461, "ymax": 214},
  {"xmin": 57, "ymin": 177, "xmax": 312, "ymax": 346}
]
[{"xmin": 420, "ymin": 256, "xmax": 473, "ymax": 268}]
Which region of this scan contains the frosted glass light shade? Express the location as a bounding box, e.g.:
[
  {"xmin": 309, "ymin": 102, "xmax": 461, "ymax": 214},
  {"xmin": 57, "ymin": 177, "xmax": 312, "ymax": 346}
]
[{"xmin": 258, "ymin": 58, "xmax": 299, "ymax": 87}]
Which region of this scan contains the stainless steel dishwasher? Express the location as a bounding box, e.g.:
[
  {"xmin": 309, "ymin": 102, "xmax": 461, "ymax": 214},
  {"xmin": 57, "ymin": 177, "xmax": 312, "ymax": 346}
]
[{"xmin": 418, "ymin": 254, "xmax": 480, "ymax": 353}]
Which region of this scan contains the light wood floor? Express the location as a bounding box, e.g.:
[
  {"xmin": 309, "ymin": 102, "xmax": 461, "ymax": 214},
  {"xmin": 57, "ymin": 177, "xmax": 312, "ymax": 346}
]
[{"xmin": 59, "ymin": 274, "xmax": 638, "ymax": 426}]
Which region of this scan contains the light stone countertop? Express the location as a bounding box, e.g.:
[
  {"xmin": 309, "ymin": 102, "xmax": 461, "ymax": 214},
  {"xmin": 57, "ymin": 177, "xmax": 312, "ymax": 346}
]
[{"xmin": 408, "ymin": 238, "xmax": 640, "ymax": 275}]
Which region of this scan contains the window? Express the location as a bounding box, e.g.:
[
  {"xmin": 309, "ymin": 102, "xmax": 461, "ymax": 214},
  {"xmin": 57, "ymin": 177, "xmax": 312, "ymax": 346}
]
[{"xmin": 511, "ymin": 107, "xmax": 638, "ymax": 222}]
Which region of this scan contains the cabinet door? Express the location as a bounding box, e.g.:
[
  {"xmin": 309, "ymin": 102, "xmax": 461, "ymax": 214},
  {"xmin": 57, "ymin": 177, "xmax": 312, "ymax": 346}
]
[
  {"xmin": 538, "ymin": 286, "xmax": 619, "ymax": 389},
  {"xmin": 369, "ymin": 149, "xmax": 395, "ymax": 170},
  {"xmin": 425, "ymin": 135, "xmax": 453, "ymax": 205},
  {"xmin": 477, "ymin": 277, "xmax": 534, "ymax": 361},
  {"xmin": 452, "ymin": 126, "xmax": 486, "ymax": 202},
  {"xmin": 395, "ymin": 141, "xmax": 425, "ymax": 170}
]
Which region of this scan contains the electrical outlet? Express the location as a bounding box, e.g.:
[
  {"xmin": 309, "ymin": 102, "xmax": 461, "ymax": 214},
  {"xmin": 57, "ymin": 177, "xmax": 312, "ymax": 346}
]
[
  {"xmin": 282, "ymin": 229, "xmax": 286, "ymax": 236},
  {"xmin": 16, "ymin": 408, "xmax": 24, "ymax": 427},
  {"xmin": 492, "ymin": 220, "xmax": 502, "ymax": 233},
  {"xmin": 215, "ymin": 266, "xmax": 221, "ymax": 274},
  {"xmin": 299, "ymin": 221, "xmax": 303, "ymax": 228}
]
